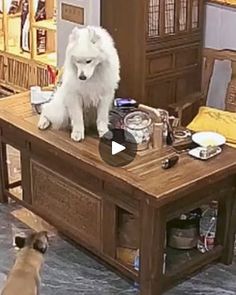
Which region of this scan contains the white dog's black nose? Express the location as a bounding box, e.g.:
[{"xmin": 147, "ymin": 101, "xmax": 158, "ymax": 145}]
[{"xmin": 79, "ymin": 74, "xmax": 87, "ymax": 80}]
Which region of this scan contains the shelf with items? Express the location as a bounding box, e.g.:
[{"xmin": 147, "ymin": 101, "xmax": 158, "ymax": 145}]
[
  {"xmin": 33, "ymin": 51, "xmax": 56, "ymax": 67},
  {"xmin": 32, "ymin": 18, "xmax": 56, "ymax": 31},
  {"xmin": 0, "ymin": 0, "xmax": 57, "ymax": 91},
  {"xmin": 5, "ymin": 43, "xmax": 31, "ymax": 59},
  {"xmin": 116, "ymin": 208, "xmax": 140, "ymax": 273},
  {"xmin": 4, "ymin": 0, "xmax": 31, "ymax": 59},
  {"xmin": 0, "ymin": 1, "xmax": 3, "ymax": 51},
  {"xmin": 111, "ymin": 194, "xmax": 226, "ymax": 287},
  {"xmin": 0, "ymin": 24, "xmax": 3, "ymax": 51},
  {"xmin": 163, "ymin": 200, "xmax": 223, "ymax": 278},
  {"xmin": 31, "ymin": 0, "xmax": 57, "ymax": 68}
]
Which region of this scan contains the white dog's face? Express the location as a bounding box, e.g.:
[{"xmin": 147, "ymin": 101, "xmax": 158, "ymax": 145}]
[
  {"xmin": 72, "ymin": 55, "xmax": 101, "ymax": 81},
  {"xmin": 67, "ymin": 27, "xmax": 104, "ymax": 81}
]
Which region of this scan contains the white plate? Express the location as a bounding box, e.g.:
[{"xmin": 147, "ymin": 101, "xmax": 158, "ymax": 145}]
[{"xmin": 192, "ymin": 131, "xmax": 226, "ymax": 147}]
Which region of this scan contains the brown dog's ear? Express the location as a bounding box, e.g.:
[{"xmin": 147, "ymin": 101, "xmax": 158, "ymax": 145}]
[{"xmin": 15, "ymin": 236, "xmax": 26, "ymax": 249}]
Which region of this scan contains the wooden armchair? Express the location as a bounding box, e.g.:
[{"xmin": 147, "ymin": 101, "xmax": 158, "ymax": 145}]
[
  {"xmin": 168, "ymin": 92, "xmax": 205, "ymax": 126},
  {"xmin": 203, "ymin": 48, "xmax": 236, "ymax": 113},
  {"xmin": 169, "ymin": 48, "xmax": 236, "ymax": 127}
]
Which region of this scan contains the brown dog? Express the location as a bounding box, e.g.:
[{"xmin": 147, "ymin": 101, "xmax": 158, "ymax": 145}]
[{"xmin": 1, "ymin": 231, "xmax": 49, "ymax": 295}]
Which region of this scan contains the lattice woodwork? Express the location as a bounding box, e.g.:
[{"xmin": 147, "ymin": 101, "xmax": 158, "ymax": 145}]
[{"xmin": 147, "ymin": 0, "xmax": 201, "ymax": 39}]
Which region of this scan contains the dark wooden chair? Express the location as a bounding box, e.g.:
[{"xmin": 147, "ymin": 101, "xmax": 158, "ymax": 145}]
[{"xmin": 169, "ymin": 48, "xmax": 236, "ymax": 126}]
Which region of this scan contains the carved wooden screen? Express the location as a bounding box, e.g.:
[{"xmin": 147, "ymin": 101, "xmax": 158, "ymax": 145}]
[{"xmin": 148, "ymin": 0, "xmax": 201, "ymax": 39}]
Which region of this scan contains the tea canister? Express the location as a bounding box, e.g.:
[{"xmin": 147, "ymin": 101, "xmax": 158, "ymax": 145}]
[{"xmin": 124, "ymin": 111, "xmax": 152, "ymax": 151}]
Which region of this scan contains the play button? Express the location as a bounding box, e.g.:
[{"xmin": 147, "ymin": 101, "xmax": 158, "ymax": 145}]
[
  {"xmin": 112, "ymin": 141, "xmax": 126, "ymax": 155},
  {"xmin": 99, "ymin": 129, "xmax": 137, "ymax": 167}
]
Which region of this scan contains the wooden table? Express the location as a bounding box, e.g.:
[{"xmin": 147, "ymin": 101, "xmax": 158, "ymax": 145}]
[{"xmin": 0, "ymin": 93, "xmax": 236, "ymax": 295}]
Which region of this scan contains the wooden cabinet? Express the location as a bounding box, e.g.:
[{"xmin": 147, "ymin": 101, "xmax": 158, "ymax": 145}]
[{"xmin": 101, "ymin": 0, "xmax": 205, "ymax": 121}]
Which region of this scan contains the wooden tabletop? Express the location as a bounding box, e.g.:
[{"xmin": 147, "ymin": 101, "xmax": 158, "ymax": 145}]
[{"xmin": 0, "ymin": 92, "xmax": 236, "ymax": 206}]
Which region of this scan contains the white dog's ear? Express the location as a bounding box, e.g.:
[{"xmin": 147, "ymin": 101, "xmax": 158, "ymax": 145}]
[
  {"xmin": 69, "ymin": 27, "xmax": 80, "ymax": 43},
  {"xmin": 88, "ymin": 27, "xmax": 100, "ymax": 44}
]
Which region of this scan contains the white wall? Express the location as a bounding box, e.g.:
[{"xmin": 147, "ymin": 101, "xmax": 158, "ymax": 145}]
[
  {"xmin": 57, "ymin": 0, "xmax": 100, "ymax": 67},
  {"xmin": 204, "ymin": 3, "xmax": 236, "ymax": 109},
  {"xmin": 204, "ymin": 3, "xmax": 236, "ymax": 50}
]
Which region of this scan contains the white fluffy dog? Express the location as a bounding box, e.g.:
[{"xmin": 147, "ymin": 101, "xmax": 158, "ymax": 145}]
[{"xmin": 38, "ymin": 26, "xmax": 120, "ymax": 141}]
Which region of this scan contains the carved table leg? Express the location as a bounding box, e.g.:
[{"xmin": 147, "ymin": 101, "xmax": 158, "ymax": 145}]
[
  {"xmin": 216, "ymin": 186, "xmax": 236, "ymax": 265},
  {"xmin": 20, "ymin": 141, "xmax": 32, "ymax": 204},
  {"xmin": 0, "ymin": 141, "xmax": 8, "ymax": 203},
  {"xmin": 140, "ymin": 201, "xmax": 166, "ymax": 295},
  {"xmin": 222, "ymin": 187, "xmax": 236, "ymax": 265}
]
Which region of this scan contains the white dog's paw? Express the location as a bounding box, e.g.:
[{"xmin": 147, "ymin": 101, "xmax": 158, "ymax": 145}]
[
  {"xmin": 98, "ymin": 129, "xmax": 113, "ymax": 140},
  {"xmin": 97, "ymin": 121, "xmax": 112, "ymax": 139},
  {"xmin": 71, "ymin": 129, "xmax": 84, "ymax": 142},
  {"xmin": 38, "ymin": 116, "xmax": 51, "ymax": 130}
]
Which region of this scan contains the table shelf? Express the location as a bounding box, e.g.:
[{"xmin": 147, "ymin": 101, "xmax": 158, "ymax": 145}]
[
  {"xmin": 33, "ymin": 52, "xmax": 56, "ymax": 67},
  {"xmin": 165, "ymin": 244, "xmax": 223, "ymax": 275},
  {"xmin": 6, "ymin": 45, "xmax": 30, "ymax": 59}
]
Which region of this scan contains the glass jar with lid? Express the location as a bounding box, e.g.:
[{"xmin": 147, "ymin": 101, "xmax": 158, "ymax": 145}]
[{"xmin": 124, "ymin": 111, "xmax": 152, "ymax": 151}]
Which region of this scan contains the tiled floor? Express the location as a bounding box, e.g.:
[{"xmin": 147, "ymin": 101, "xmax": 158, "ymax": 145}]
[
  {"xmin": 0, "ymin": 203, "xmax": 236, "ymax": 295},
  {"xmin": 0, "ymin": 203, "xmax": 138, "ymax": 295}
]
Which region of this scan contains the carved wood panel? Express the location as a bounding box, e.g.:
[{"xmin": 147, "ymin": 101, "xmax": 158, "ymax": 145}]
[{"xmin": 30, "ymin": 160, "xmax": 101, "ymax": 250}]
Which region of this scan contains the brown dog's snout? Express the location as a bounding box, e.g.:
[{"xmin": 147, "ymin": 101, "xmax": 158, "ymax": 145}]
[{"xmin": 33, "ymin": 231, "xmax": 49, "ymax": 254}]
